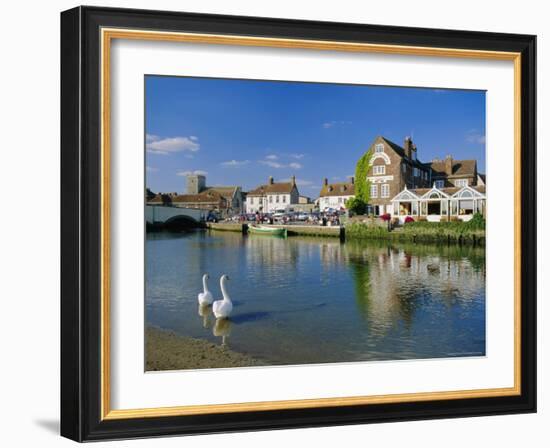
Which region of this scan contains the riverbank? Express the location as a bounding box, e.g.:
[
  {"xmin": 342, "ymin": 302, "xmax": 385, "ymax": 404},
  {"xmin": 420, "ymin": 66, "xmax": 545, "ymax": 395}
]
[
  {"xmin": 206, "ymin": 222, "xmax": 342, "ymax": 238},
  {"xmin": 345, "ymin": 219, "xmax": 485, "ymax": 245},
  {"xmin": 146, "ymin": 327, "xmax": 265, "ymax": 371}
]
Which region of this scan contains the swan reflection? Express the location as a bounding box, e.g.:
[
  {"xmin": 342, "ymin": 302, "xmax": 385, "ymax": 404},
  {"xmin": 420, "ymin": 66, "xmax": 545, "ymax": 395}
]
[
  {"xmin": 197, "ymin": 304, "xmax": 213, "ymax": 328},
  {"xmin": 213, "ymin": 318, "xmax": 232, "ymax": 346}
]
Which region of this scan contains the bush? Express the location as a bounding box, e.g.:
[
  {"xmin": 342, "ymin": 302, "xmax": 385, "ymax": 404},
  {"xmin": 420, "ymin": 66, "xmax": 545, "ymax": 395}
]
[
  {"xmin": 345, "ymin": 222, "xmax": 390, "ymax": 240},
  {"xmin": 345, "ymin": 197, "xmax": 367, "ymax": 215},
  {"xmin": 404, "ymin": 216, "xmax": 415, "ymax": 224},
  {"xmin": 380, "ymin": 213, "xmax": 391, "ymax": 222},
  {"xmin": 464, "ymin": 212, "xmax": 485, "ymax": 230}
]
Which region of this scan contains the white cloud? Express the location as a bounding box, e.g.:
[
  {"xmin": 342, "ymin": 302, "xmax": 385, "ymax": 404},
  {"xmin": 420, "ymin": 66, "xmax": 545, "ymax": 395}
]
[
  {"xmin": 259, "ymin": 158, "xmax": 302, "ymax": 169},
  {"xmin": 146, "ymin": 166, "xmax": 158, "ymax": 172},
  {"xmin": 290, "ymin": 153, "xmax": 305, "ymax": 159},
  {"xmin": 323, "ymin": 120, "xmax": 352, "ymax": 129},
  {"xmin": 259, "ymin": 160, "xmax": 285, "ymax": 169},
  {"xmin": 221, "ymin": 159, "xmax": 250, "ymax": 167},
  {"xmin": 265, "ymin": 154, "xmax": 278, "ymax": 160},
  {"xmin": 176, "ymin": 169, "xmax": 207, "ymax": 176},
  {"xmin": 466, "ymin": 129, "xmax": 486, "ymax": 144},
  {"xmin": 146, "ymin": 135, "xmax": 200, "ymax": 155}
]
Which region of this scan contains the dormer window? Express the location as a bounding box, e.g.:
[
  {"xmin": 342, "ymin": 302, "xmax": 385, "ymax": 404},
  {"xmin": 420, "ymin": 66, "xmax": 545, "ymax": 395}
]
[
  {"xmin": 375, "ymin": 143, "xmax": 384, "ymax": 153},
  {"xmin": 373, "ymin": 165, "xmax": 385, "ymax": 175}
]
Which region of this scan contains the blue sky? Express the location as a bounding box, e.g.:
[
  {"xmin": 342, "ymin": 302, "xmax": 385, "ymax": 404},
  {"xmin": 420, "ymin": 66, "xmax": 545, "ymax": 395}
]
[{"xmin": 145, "ymin": 76, "xmax": 486, "ymax": 196}]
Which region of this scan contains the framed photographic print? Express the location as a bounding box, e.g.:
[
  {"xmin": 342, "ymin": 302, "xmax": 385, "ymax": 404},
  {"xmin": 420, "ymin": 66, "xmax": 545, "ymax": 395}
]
[{"xmin": 60, "ymin": 6, "xmax": 536, "ymax": 442}]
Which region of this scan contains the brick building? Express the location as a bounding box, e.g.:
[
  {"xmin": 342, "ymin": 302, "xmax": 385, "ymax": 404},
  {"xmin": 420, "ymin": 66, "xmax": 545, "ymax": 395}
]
[
  {"xmin": 146, "ymin": 174, "xmax": 243, "ymax": 217},
  {"xmin": 365, "ymin": 136, "xmax": 482, "ymax": 216}
]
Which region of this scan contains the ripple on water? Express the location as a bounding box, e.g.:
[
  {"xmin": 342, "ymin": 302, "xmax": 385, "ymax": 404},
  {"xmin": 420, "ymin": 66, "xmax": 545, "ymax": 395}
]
[{"xmin": 145, "ymin": 231, "xmax": 486, "ymax": 368}]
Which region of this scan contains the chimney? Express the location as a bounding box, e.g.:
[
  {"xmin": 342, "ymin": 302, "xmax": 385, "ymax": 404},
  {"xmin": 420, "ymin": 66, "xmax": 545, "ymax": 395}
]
[
  {"xmin": 445, "ymin": 155, "xmax": 453, "ymax": 175},
  {"xmin": 291, "ymin": 175, "xmax": 296, "ymax": 186},
  {"xmin": 404, "ymin": 136, "xmax": 413, "ymax": 159},
  {"xmin": 350, "ymin": 176, "xmax": 355, "ymax": 184},
  {"xmin": 269, "ymin": 176, "xmax": 274, "ymax": 185},
  {"xmin": 323, "ymin": 177, "xmax": 328, "ymax": 186}
]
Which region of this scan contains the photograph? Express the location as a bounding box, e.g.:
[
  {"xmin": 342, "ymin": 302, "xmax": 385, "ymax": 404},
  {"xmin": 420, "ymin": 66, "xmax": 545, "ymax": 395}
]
[{"xmin": 144, "ymin": 76, "xmax": 487, "ymax": 371}]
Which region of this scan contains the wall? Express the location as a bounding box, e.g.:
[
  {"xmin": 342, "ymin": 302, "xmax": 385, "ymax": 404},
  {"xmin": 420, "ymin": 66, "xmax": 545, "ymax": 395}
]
[{"xmin": 0, "ymin": 1, "xmax": 546, "ymax": 447}]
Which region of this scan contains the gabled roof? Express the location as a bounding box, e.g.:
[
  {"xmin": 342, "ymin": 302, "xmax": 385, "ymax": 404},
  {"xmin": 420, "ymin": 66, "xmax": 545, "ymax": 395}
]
[
  {"xmin": 248, "ymin": 182, "xmax": 295, "ymax": 195},
  {"xmin": 319, "ymin": 182, "xmax": 355, "ymax": 197},
  {"xmin": 391, "ymin": 185, "xmax": 486, "ymax": 201},
  {"xmin": 203, "ymin": 186, "xmax": 238, "ymax": 201},
  {"xmin": 172, "ymin": 190, "xmax": 227, "ymax": 204},
  {"xmin": 148, "ymin": 194, "xmax": 173, "ymax": 204},
  {"xmin": 379, "ymin": 137, "xmax": 428, "ymax": 169},
  {"xmin": 391, "ymin": 188, "xmax": 421, "ymax": 201},
  {"xmin": 429, "ymin": 159, "xmax": 477, "ymax": 178},
  {"xmin": 419, "ymin": 186, "xmax": 451, "ymax": 199},
  {"xmin": 450, "ymin": 185, "xmax": 486, "ymax": 198}
]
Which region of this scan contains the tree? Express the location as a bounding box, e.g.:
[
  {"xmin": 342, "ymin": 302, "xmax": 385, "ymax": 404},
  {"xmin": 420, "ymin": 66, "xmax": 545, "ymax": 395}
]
[
  {"xmin": 354, "ymin": 148, "xmax": 373, "ymax": 203},
  {"xmin": 345, "ymin": 196, "xmax": 367, "ymax": 214},
  {"xmin": 348, "ymin": 148, "xmax": 373, "ymax": 214}
]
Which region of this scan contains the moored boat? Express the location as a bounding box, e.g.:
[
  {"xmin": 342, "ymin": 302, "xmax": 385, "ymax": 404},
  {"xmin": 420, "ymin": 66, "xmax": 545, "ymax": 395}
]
[{"xmin": 247, "ymin": 224, "xmax": 287, "ymax": 237}]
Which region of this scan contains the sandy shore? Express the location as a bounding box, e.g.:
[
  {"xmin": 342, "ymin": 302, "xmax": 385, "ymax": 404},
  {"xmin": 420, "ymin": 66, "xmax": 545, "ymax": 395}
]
[{"xmin": 146, "ymin": 327, "xmax": 265, "ymax": 371}]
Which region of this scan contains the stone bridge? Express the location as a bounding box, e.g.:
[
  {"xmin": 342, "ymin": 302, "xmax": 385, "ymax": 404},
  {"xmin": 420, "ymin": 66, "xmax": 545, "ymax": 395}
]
[{"xmin": 146, "ymin": 205, "xmax": 207, "ymax": 229}]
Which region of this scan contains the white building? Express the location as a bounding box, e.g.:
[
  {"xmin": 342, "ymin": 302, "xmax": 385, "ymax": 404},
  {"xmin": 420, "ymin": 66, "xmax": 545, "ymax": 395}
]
[
  {"xmin": 390, "ymin": 184, "xmax": 486, "ymax": 223},
  {"xmin": 245, "ymin": 176, "xmax": 300, "ymax": 214},
  {"xmin": 318, "ymin": 177, "xmax": 355, "ymax": 211}
]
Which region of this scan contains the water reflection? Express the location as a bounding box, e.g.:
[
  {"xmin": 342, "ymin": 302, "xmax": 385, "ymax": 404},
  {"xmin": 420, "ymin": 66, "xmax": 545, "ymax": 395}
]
[
  {"xmin": 146, "ymin": 231, "xmax": 485, "ymax": 367},
  {"xmin": 213, "ymin": 318, "xmax": 232, "ymax": 346},
  {"xmin": 197, "ymin": 304, "xmax": 214, "ymax": 328}
]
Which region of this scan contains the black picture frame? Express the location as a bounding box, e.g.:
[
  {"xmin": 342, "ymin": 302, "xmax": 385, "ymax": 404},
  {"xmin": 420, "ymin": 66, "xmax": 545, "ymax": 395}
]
[{"xmin": 61, "ymin": 5, "xmax": 536, "ymax": 442}]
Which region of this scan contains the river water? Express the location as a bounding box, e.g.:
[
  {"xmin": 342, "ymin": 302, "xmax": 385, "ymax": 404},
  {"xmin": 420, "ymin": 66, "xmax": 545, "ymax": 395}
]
[{"xmin": 145, "ymin": 230, "xmax": 486, "ymax": 368}]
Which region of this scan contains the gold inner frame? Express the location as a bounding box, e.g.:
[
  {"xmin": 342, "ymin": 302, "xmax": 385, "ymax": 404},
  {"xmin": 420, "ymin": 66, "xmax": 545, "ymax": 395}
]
[{"xmin": 100, "ymin": 28, "xmax": 522, "ymax": 421}]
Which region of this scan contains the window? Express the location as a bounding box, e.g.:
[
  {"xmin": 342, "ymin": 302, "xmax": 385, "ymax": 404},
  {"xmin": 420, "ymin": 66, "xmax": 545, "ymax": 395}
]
[
  {"xmin": 375, "ymin": 143, "xmax": 384, "ymax": 153},
  {"xmin": 435, "ymin": 180, "xmax": 445, "ymax": 189},
  {"xmin": 402, "ymin": 164, "xmax": 406, "ymax": 174},
  {"xmin": 282, "ymin": 195, "xmax": 286, "ymax": 203},
  {"xmin": 413, "ymin": 167, "xmax": 418, "ymax": 177},
  {"xmin": 269, "ymin": 196, "xmax": 273, "ymax": 203},
  {"xmin": 455, "ymin": 179, "xmax": 468, "ymax": 187},
  {"xmin": 381, "ymin": 184, "xmax": 390, "ymax": 198},
  {"xmin": 373, "ymin": 165, "xmax": 385, "ymax": 175},
  {"xmin": 338, "ymin": 197, "xmax": 343, "ymax": 203},
  {"xmin": 370, "ymin": 184, "xmax": 378, "ymax": 198},
  {"xmin": 276, "ymin": 195, "xmax": 280, "ymax": 203}
]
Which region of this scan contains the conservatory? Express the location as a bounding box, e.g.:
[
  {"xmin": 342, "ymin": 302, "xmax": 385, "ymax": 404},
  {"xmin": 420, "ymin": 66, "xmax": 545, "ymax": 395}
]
[{"xmin": 390, "ymin": 185, "xmax": 486, "ymax": 223}]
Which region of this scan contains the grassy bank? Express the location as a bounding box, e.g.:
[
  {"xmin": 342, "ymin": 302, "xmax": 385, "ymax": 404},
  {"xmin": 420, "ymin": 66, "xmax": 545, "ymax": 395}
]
[
  {"xmin": 146, "ymin": 327, "xmax": 265, "ymax": 371},
  {"xmin": 346, "ymin": 214, "xmax": 485, "ymax": 245}
]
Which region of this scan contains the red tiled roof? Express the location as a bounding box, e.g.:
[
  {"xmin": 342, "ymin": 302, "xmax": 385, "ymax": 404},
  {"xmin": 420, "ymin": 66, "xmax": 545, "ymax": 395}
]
[
  {"xmin": 429, "ymin": 159, "xmax": 477, "ymax": 178},
  {"xmin": 319, "ymin": 182, "xmax": 355, "ymax": 197},
  {"xmin": 248, "ymin": 182, "xmax": 295, "ymax": 195}
]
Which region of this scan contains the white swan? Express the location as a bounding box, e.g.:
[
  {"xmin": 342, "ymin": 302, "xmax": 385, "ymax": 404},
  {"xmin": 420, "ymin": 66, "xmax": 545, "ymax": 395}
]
[
  {"xmin": 197, "ymin": 273, "xmax": 213, "ymax": 306},
  {"xmin": 212, "ymin": 274, "xmax": 233, "ymax": 319}
]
